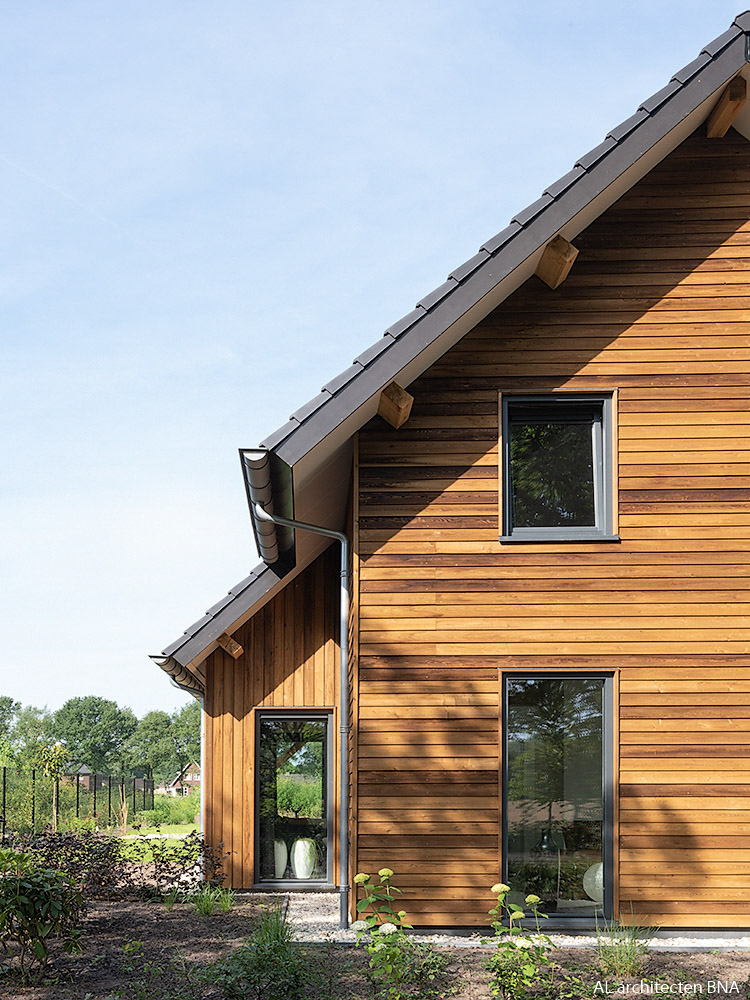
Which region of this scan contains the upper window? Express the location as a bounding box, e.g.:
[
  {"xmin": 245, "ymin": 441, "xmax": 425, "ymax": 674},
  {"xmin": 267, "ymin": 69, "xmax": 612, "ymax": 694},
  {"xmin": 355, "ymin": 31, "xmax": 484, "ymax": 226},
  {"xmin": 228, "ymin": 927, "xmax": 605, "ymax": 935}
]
[{"xmin": 500, "ymin": 394, "xmax": 616, "ymax": 541}]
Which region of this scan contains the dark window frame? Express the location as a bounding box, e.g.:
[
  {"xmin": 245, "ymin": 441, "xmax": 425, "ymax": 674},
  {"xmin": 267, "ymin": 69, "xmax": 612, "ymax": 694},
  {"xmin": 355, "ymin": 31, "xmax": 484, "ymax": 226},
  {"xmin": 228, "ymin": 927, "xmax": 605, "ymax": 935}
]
[
  {"xmin": 499, "ymin": 393, "xmax": 618, "ymax": 542},
  {"xmin": 501, "ymin": 671, "xmax": 615, "ymax": 923},
  {"xmin": 253, "ymin": 709, "xmax": 335, "ymax": 889}
]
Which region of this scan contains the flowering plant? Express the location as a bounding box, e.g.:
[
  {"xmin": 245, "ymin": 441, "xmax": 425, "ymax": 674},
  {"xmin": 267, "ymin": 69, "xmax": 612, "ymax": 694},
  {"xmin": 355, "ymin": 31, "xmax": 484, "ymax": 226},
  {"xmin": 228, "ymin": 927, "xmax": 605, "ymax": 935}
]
[
  {"xmin": 484, "ymin": 882, "xmax": 553, "ymax": 998},
  {"xmin": 353, "ymin": 869, "xmax": 451, "ymax": 999}
]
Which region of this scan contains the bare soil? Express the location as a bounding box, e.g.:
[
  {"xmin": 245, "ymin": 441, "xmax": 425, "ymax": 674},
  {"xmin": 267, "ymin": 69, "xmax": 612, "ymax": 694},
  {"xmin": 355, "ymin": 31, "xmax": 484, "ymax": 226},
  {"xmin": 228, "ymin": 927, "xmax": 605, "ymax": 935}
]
[{"xmin": 2, "ymin": 900, "xmax": 750, "ymax": 999}]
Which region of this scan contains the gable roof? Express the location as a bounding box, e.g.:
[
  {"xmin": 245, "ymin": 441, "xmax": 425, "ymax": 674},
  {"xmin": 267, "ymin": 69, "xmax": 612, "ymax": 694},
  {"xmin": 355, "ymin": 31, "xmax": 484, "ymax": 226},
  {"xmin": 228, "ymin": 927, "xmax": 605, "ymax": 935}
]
[{"xmin": 155, "ymin": 13, "xmax": 750, "ymax": 691}]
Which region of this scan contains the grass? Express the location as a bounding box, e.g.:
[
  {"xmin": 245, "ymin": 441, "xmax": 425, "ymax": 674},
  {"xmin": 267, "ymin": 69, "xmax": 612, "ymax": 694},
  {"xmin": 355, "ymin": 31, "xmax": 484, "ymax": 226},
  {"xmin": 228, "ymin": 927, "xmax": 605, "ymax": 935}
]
[
  {"xmin": 595, "ymin": 914, "xmax": 656, "ymax": 976},
  {"xmin": 125, "ymin": 823, "xmax": 199, "ymax": 838}
]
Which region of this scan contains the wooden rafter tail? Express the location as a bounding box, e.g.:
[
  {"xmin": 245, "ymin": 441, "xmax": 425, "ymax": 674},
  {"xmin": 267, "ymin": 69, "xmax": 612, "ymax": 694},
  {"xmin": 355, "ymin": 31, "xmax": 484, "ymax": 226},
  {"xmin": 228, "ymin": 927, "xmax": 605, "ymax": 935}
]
[
  {"xmin": 217, "ymin": 631, "xmax": 244, "ymax": 659},
  {"xmin": 706, "ymin": 76, "xmax": 747, "ymax": 138},
  {"xmin": 536, "ymin": 234, "xmax": 579, "ymax": 290},
  {"xmin": 378, "ymin": 381, "xmax": 414, "ymax": 429}
]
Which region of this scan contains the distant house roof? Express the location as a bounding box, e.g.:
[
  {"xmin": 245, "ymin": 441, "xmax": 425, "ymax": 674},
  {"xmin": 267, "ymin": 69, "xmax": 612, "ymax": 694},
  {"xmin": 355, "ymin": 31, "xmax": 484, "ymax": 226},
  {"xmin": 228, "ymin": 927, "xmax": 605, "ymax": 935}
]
[{"xmin": 156, "ymin": 13, "xmax": 750, "ymax": 692}]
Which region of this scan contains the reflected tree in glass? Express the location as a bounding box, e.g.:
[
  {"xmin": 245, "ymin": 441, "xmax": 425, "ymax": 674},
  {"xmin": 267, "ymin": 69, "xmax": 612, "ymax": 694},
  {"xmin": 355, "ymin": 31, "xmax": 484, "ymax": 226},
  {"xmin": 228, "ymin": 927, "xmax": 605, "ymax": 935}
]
[{"xmin": 258, "ymin": 718, "xmax": 327, "ymax": 881}]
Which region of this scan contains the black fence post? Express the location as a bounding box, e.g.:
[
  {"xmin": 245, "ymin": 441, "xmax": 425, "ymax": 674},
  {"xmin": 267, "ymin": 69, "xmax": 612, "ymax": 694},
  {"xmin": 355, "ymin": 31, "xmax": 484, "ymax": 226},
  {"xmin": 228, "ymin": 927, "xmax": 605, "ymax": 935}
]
[
  {"xmin": 1, "ymin": 767, "xmax": 5, "ymax": 844},
  {"xmin": 93, "ymin": 774, "xmax": 97, "ymax": 824},
  {"xmin": 142, "ymin": 778, "xmax": 146, "ymax": 813},
  {"xmin": 132, "ymin": 777, "xmax": 136, "ymax": 818},
  {"xmin": 31, "ymin": 769, "xmax": 36, "ymax": 833},
  {"xmin": 55, "ymin": 778, "xmax": 60, "ymax": 828},
  {"xmin": 108, "ymin": 776, "xmax": 112, "ymax": 825},
  {"xmin": 76, "ymin": 773, "xmax": 80, "ymax": 819}
]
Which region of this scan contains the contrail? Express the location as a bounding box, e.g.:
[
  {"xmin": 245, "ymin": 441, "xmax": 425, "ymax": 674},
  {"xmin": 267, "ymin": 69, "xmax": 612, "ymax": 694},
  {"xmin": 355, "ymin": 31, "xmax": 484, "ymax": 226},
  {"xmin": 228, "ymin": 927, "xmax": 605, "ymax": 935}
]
[{"xmin": 0, "ymin": 150, "xmax": 161, "ymax": 256}]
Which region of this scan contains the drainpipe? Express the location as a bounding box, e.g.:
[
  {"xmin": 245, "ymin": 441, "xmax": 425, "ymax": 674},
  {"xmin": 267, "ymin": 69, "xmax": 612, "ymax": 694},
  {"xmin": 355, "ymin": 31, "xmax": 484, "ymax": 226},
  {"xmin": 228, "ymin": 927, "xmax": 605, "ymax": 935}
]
[{"xmin": 253, "ymin": 503, "xmax": 351, "ymax": 929}]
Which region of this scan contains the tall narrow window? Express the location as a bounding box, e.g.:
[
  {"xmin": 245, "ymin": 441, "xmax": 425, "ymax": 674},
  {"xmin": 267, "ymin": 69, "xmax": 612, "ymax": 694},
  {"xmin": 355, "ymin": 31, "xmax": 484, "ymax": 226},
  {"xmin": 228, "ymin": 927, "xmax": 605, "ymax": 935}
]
[
  {"xmin": 500, "ymin": 395, "xmax": 615, "ymax": 541},
  {"xmin": 256, "ymin": 713, "xmax": 332, "ymax": 884},
  {"xmin": 504, "ymin": 676, "xmax": 611, "ymax": 917}
]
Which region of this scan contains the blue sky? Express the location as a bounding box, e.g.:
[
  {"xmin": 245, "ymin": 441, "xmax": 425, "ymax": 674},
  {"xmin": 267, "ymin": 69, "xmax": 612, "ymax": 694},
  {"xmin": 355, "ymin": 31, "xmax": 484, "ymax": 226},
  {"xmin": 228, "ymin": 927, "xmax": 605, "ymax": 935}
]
[{"xmin": 0, "ymin": 1, "xmax": 745, "ymax": 717}]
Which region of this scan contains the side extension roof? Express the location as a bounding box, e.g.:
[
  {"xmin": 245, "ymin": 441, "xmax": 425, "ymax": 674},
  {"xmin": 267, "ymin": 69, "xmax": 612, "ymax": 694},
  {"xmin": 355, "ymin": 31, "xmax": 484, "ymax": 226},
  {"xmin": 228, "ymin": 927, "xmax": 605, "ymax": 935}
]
[{"xmin": 156, "ymin": 13, "xmax": 750, "ymax": 693}]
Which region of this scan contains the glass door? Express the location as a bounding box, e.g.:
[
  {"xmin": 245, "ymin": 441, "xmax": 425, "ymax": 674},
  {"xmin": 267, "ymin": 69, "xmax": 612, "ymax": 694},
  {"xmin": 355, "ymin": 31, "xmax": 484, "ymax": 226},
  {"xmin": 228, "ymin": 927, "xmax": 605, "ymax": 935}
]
[
  {"xmin": 503, "ymin": 676, "xmax": 611, "ymax": 917},
  {"xmin": 256, "ymin": 713, "xmax": 332, "ymax": 884}
]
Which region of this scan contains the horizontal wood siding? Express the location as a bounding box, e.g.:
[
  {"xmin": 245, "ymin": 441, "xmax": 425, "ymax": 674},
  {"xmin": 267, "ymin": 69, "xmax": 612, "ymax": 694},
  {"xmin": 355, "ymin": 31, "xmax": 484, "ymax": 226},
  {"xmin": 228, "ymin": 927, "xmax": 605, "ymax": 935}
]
[
  {"xmin": 356, "ymin": 128, "xmax": 750, "ymax": 926},
  {"xmin": 204, "ymin": 547, "xmax": 339, "ymax": 888}
]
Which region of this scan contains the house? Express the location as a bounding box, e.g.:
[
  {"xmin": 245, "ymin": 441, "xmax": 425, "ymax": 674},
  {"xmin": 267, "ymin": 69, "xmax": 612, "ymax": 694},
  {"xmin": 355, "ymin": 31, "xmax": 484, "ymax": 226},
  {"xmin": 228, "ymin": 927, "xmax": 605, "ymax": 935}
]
[
  {"xmin": 161, "ymin": 761, "xmax": 201, "ymax": 798},
  {"xmin": 152, "ymin": 14, "xmax": 750, "ymax": 929}
]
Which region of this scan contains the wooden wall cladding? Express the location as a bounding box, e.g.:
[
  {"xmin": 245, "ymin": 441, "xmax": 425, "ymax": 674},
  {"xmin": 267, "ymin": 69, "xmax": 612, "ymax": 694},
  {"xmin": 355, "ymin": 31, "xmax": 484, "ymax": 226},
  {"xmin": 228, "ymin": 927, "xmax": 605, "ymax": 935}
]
[
  {"xmin": 355, "ymin": 128, "xmax": 750, "ymax": 927},
  {"xmin": 204, "ymin": 548, "xmax": 339, "ymax": 888}
]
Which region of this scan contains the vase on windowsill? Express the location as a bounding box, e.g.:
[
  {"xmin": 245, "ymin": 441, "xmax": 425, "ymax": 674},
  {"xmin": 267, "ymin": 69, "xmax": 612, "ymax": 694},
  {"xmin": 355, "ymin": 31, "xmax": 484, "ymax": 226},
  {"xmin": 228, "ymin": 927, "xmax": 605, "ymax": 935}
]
[
  {"xmin": 290, "ymin": 837, "xmax": 316, "ymax": 879},
  {"xmin": 274, "ymin": 839, "xmax": 288, "ymax": 879}
]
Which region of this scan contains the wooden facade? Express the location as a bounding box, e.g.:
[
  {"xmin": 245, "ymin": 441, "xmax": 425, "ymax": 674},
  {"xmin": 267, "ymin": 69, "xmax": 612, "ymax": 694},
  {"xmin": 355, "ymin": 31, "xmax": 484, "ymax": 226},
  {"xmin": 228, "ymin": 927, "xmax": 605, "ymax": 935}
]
[
  {"xmin": 204, "ymin": 547, "xmax": 339, "ymax": 889},
  {"xmin": 203, "ymin": 127, "xmax": 750, "ymax": 927},
  {"xmin": 354, "ymin": 128, "xmax": 750, "ymax": 927}
]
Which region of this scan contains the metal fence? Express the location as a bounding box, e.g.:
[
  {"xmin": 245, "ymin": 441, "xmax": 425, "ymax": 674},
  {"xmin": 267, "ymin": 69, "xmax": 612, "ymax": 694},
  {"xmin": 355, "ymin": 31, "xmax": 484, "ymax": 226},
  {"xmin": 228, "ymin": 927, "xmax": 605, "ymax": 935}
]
[{"xmin": 0, "ymin": 769, "xmax": 155, "ymax": 842}]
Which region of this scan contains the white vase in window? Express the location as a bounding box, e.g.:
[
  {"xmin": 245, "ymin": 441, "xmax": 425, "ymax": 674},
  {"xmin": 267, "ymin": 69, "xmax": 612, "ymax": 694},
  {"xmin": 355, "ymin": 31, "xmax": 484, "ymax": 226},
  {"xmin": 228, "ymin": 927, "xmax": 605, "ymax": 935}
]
[
  {"xmin": 291, "ymin": 837, "xmax": 316, "ymax": 879},
  {"xmin": 274, "ymin": 839, "xmax": 288, "ymax": 879}
]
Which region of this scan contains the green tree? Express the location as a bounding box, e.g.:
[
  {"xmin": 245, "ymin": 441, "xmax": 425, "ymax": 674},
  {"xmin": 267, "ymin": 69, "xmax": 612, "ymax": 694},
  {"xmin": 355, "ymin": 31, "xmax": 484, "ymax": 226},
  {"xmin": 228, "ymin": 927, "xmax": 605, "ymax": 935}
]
[
  {"xmin": 33, "ymin": 742, "xmax": 68, "ymax": 833},
  {"xmin": 126, "ymin": 710, "xmax": 175, "ymax": 781},
  {"xmin": 0, "ymin": 696, "xmax": 20, "ymax": 737},
  {"xmin": 52, "ymin": 697, "xmax": 136, "ymax": 774},
  {"xmin": 170, "ymin": 700, "xmax": 200, "ymax": 775},
  {"xmin": 9, "ymin": 706, "xmax": 54, "ymax": 767}
]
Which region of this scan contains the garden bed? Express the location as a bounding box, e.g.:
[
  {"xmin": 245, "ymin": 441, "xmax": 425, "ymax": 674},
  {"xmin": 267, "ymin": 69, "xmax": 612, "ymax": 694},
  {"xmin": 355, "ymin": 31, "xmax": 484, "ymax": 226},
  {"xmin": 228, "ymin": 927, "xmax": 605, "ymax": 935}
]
[{"xmin": 3, "ymin": 897, "xmax": 750, "ymax": 1000}]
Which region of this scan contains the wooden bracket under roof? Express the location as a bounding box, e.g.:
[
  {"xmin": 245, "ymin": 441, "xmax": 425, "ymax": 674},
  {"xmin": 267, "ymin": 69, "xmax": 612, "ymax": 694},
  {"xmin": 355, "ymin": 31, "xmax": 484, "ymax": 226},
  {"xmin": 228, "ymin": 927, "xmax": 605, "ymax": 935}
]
[
  {"xmin": 378, "ymin": 381, "xmax": 414, "ymax": 429},
  {"xmin": 536, "ymin": 235, "xmax": 579, "ymax": 290},
  {"xmin": 706, "ymin": 75, "xmax": 747, "ymax": 138},
  {"xmin": 217, "ymin": 631, "xmax": 244, "ymax": 659}
]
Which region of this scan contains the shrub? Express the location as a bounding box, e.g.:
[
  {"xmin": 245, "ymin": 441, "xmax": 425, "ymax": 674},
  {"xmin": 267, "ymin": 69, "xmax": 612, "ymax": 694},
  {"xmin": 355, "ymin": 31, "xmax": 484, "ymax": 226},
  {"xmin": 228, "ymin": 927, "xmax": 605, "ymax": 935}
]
[
  {"xmin": 17, "ymin": 828, "xmax": 228, "ymax": 900},
  {"xmin": 23, "ymin": 829, "xmax": 127, "ymax": 899},
  {"xmin": 484, "ymin": 883, "xmax": 553, "ymax": 999},
  {"xmin": 137, "ymin": 790, "xmax": 199, "ymax": 827},
  {"xmin": 205, "ymin": 906, "xmax": 309, "ymax": 1000},
  {"xmin": 0, "ymin": 849, "xmax": 84, "ymax": 984},
  {"xmin": 353, "ymin": 869, "xmax": 456, "ymax": 1000}
]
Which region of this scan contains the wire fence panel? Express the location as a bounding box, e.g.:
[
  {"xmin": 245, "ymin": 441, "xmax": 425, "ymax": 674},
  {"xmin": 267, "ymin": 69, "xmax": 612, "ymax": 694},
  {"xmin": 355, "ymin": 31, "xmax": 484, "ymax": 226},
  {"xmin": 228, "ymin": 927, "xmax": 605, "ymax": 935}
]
[{"xmin": 0, "ymin": 769, "xmax": 154, "ymax": 841}]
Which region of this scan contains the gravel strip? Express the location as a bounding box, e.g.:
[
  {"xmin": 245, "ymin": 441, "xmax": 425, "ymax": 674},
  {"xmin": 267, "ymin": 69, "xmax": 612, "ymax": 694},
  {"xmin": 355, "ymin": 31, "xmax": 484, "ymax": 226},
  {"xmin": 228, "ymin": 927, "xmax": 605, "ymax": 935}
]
[{"xmin": 284, "ymin": 892, "xmax": 750, "ymax": 952}]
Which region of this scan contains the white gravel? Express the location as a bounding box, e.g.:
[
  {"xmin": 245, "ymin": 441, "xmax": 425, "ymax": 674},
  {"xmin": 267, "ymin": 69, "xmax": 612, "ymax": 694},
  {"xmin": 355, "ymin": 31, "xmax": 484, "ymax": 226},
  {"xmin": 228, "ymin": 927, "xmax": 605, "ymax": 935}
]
[{"xmin": 284, "ymin": 892, "xmax": 750, "ymax": 952}]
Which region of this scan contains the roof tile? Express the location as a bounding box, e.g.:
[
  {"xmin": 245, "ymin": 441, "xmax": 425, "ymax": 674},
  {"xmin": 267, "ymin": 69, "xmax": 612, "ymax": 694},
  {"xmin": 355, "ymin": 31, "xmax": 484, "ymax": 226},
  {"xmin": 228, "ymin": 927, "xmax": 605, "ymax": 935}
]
[
  {"xmin": 184, "ymin": 614, "xmax": 213, "ymax": 638},
  {"xmin": 543, "ymin": 165, "xmax": 586, "ymax": 199},
  {"xmin": 449, "ymin": 249, "xmax": 491, "ymax": 282},
  {"xmin": 322, "ymin": 363, "xmax": 363, "ymax": 395},
  {"xmin": 576, "ymin": 135, "xmax": 618, "ymax": 170},
  {"xmin": 734, "ymin": 12, "xmax": 750, "ymax": 31},
  {"xmin": 417, "ymin": 277, "xmax": 459, "ymax": 311},
  {"xmin": 481, "ymin": 221, "xmax": 522, "ymax": 255},
  {"xmin": 671, "ymin": 51, "xmax": 713, "ymax": 84},
  {"xmin": 385, "ymin": 306, "xmax": 426, "ymax": 339},
  {"xmin": 229, "ymin": 571, "xmax": 261, "ymax": 597},
  {"xmin": 512, "ymin": 193, "xmax": 554, "ymax": 227},
  {"xmin": 354, "ymin": 334, "xmax": 395, "ymax": 367},
  {"xmin": 702, "ymin": 25, "xmax": 741, "ymax": 57},
  {"xmin": 289, "ymin": 391, "xmax": 331, "ymax": 423},
  {"xmin": 205, "ymin": 593, "xmax": 235, "ymax": 617},
  {"xmin": 639, "ymin": 78, "xmax": 683, "ymax": 114},
  {"xmin": 606, "ymin": 108, "xmax": 650, "ymax": 142},
  {"xmin": 259, "ymin": 422, "xmax": 296, "ymax": 450}
]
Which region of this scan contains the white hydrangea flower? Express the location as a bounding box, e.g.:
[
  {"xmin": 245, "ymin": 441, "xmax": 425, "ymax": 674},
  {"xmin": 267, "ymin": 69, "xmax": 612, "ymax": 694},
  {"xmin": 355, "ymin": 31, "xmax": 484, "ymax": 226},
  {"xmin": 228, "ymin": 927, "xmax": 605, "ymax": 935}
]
[
  {"xmin": 351, "ymin": 920, "xmax": 369, "ymax": 933},
  {"xmin": 378, "ymin": 922, "xmax": 398, "ymax": 935}
]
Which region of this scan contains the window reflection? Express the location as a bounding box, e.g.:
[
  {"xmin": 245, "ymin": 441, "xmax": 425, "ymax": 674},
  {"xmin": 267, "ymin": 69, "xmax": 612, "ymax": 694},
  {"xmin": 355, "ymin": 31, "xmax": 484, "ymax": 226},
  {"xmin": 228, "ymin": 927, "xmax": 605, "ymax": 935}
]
[
  {"xmin": 257, "ymin": 717, "xmax": 328, "ymax": 881},
  {"xmin": 506, "ymin": 678, "xmax": 604, "ymax": 915}
]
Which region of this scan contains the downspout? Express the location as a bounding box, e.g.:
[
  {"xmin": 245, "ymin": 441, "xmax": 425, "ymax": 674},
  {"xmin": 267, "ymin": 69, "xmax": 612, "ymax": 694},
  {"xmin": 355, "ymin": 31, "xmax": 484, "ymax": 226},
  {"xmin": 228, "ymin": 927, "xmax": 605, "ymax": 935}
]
[{"xmin": 253, "ymin": 503, "xmax": 351, "ymax": 929}]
